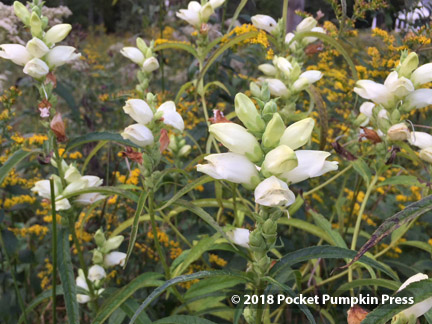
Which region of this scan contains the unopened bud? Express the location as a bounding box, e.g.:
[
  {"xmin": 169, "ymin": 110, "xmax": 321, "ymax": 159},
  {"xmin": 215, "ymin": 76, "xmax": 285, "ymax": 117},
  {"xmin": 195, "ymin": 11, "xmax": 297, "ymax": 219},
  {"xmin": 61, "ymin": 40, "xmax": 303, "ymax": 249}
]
[
  {"xmin": 13, "ymin": 1, "xmax": 31, "ymax": 25},
  {"xmin": 262, "ymin": 113, "xmax": 285, "ymax": 148},
  {"xmin": 398, "ymin": 52, "xmax": 419, "ymax": 78}
]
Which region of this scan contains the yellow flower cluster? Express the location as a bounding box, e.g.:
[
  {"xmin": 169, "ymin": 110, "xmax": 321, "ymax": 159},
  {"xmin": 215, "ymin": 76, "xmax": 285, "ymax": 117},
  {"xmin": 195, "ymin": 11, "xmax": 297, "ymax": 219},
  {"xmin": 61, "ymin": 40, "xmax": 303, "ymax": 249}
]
[
  {"xmin": 2, "ymin": 194, "xmax": 36, "ymax": 209},
  {"xmin": 37, "ymin": 258, "xmax": 53, "ymax": 289},
  {"xmin": 115, "ymin": 168, "xmax": 141, "ymax": 185},
  {"xmin": 10, "ymin": 224, "xmax": 49, "ymax": 238}
]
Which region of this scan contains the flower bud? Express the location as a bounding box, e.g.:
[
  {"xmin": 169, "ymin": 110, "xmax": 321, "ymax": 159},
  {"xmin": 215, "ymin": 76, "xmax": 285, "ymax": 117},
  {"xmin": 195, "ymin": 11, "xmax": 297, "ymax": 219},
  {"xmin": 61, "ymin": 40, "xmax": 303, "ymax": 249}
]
[
  {"xmin": 262, "ymin": 218, "xmax": 277, "ymax": 235},
  {"xmin": 258, "ymin": 63, "xmax": 277, "ymax": 76},
  {"xmin": 121, "ymin": 124, "xmax": 154, "ymax": 147},
  {"xmin": 419, "ymin": 147, "xmax": 432, "ymax": 163},
  {"xmin": 92, "ymin": 250, "xmax": 104, "ymax": 264},
  {"xmin": 157, "ymin": 101, "xmax": 184, "ymax": 131},
  {"xmin": 299, "ymin": 70, "xmax": 323, "ymax": 84},
  {"xmin": 197, "ymin": 153, "xmax": 260, "ymax": 188},
  {"xmin": 387, "ymin": 123, "xmax": 410, "ymax": 141},
  {"xmin": 292, "ymin": 77, "xmax": 310, "ymax": 92},
  {"xmin": 279, "ymin": 118, "xmax": 315, "ymax": 150},
  {"xmin": 200, "ymin": 2, "xmax": 214, "ymax": 22},
  {"xmin": 273, "ymin": 56, "xmax": 292, "ymax": 77},
  {"xmin": 227, "ymin": 228, "xmax": 250, "ymax": 248},
  {"xmin": 262, "ymin": 100, "xmax": 277, "ymax": 116},
  {"xmin": 411, "ymin": 63, "xmax": 432, "ymax": 87},
  {"xmin": 248, "ymin": 230, "xmax": 266, "ymax": 249},
  {"xmin": 250, "ymin": 82, "xmax": 261, "ymax": 97},
  {"xmin": 104, "ymin": 251, "xmax": 127, "ymax": 267},
  {"xmin": 399, "ymin": 52, "xmax": 419, "ymax": 78},
  {"xmin": 64, "ymin": 164, "xmax": 81, "ymax": 184},
  {"xmin": 13, "ymin": 1, "xmax": 31, "ymax": 25},
  {"xmin": 296, "ymin": 17, "xmax": 318, "ymax": 32},
  {"xmin": 0, "ymin": 44, "xmax": 31, "ymax": 66},
  {"xmin": 103, "ymin": 235, "xmax": 124, "ymax": 253},
  {"xmin": 262, "ymin": 113, "xmax": 285, "ymax": 148},
  {"xmin": 123, "ymin": 99, "xmax": 153, "ymax": 125},
  {"xmin": 262, "ymin": 145, "xmax": 298, "ymax": 176},
  {"xmin": 179, "ymin": 145, "xmax": 191, "ymax": 157},
  {"xmin": 44, "ymin": 24, "xmax": 72, "ymax": 45},
  {"xmin": 88, "ymin": 265, "xmax": 106, "ymax": 282},
  {"xmin": 23, "ymin": 58, "xmax": 49, "ymax": 79},
  {"xmin": 255, "ymin": 176, "xmax": 295, "ymax": 207},
  {"xmin": 120, "ymin": 47, "xmax": 145, "ymax": 65},
  {"xmin": 30, "ymin": 12, "xmax": 43, "ymax": 37},
  {"xmin": 251, "ymin": 14, "xmax": 277, "ymax": 34},
  {"xmin": 209, "ymin": 123, "xmax": 263, "ymax": 162},
  {"xmin": 94, "ymin": 229, "xmax": 106, "ymax": 247},
  {"xmin": 143, "ymin": 57, "xmax": 159, "ymax": 73},
  {"xmin": 136, "ymin": 37, "xmax": 148, "ymax": 53},
  {"xmin": 234, "ymin": 93, "xmax": 265, "ymax": 133},
  {"xmin": 263, "ymin": 78, "xmax": 289, "ymax": 97}
]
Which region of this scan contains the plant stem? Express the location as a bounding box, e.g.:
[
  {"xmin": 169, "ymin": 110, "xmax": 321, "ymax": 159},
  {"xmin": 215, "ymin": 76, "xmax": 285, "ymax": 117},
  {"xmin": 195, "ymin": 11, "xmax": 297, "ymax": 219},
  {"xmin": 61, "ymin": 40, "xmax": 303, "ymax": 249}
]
[
  {"xmin": 348, "ymin": 172, "xmax": 379, "ymax": 292},
  {"xmin": 0, "ymin": 227, "xmax": 28, "ymax": 324},
  {"xmin": 303, "ymin": 164, "xmax": 353, "ymax": 197},
  {"xmin": 283, "ymin": 0, "xmax": 289, "ymax": 35},
  {"xmin": 49, "ymin": 179, "xmax": 57, "ymax": 324}
]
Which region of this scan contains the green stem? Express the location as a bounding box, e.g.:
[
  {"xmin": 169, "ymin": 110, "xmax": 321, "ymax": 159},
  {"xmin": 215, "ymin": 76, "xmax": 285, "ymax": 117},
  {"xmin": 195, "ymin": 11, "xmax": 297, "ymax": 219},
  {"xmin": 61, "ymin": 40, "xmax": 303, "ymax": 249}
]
[
  {"xmin": 348, "ymin": 172, "xmax": 379, "ymax": 290},
  {"xmin": 49, "ymin": 179, "xmax": 57, "ymax": 324},
  {"xmin": 283, "ymin": 0, "xmax": 289, "ymax": 35},
  {"xmin": 303, "ymin": 164, "xmax": 353, "ymax": 197},
  {"xmin": 0, "ymin": 227, "xmax": 28, "ymax": 324}
]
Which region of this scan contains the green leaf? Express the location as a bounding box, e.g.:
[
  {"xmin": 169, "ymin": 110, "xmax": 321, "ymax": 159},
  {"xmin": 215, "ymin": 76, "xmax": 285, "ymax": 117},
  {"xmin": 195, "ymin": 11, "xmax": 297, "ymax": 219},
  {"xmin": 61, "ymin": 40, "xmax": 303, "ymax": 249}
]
[
  {"xmin": 81, "ymin": 140, "xmax": 108, "ymax": 173},
  {"xmin": 92, "ymin": 272, "xmax": 164, "ymax": 324},
  {"xmin": 185, "ymin": 276, "xmax": 247, "ymax": 301},
  {"xmin": 342, "ymin": 195, "xmax": 432, "ymax": 269},
  {"xmin": 376, "ymin": 175, "xmax": 421, "ymax": 187},
  {"xmin": 172, "ymin": 199, "xmax": 236, "ymax": 249},
  {"xmin": 278, "ymin": 218, "xmax": 333, "ymax": 244},
  {"xmin": 335, "ymin": 278, "xmax": 400, "ymax": 295},
  {"xmin": 57, "ymin": 227, "xmax": 79, "ymax": 324},
  {"xmin": 307, "ymin": 209, "xmax": 347, "ymax": 248},
  {"xmin": 124, "ymin": 191, "xmax": 147, "ymax": 267},
  {"xmin": 263, "ymin": 276, "xmax": 316, "ymax": 324},
  {"xmin": 18, "ymin": 287, "xmax": 64, "ymax": 324},
  {"xmin": 227, "ymin": 0, "xmax": 247, "ymax": 32},
  {"xmin": 66, "ymin": 132, "xmax": 139, "ymax": 152},
  {"xmin": 352, "ymin": 158, "xmax": 371, "ymax": 186},
  {"xmin": 362, "ymin": 279, "xmax": 432, "ymax": 324},
  {"xmin": 156, "ymin": 176, "xmax": 213, "ymax": 211},
  {"xmin": 175, "ymin": 81, "xmax": 194, "ymax": 104},
  {"xmin": 203, "ymin": 81, "xmax": 231, "ymax": 96},
  {"xmin": 399, "ymin": 240, "xmax": 432, "ymax": 254},
  {"xmin": 270, "ymin": 246, "xmax": 398, "ymax": 280},
  {"xmin": 129, "ymin": 270, "xmax": 250, "ymax": 324},
  {"xmin": 154, "ymin": 42, "xmax": 198, "ymax": 59},
  {"xmin": 0, "ymin": 149, "xmax": 40, "ymax": 186},
  {"xmin": 60, "ymin": 186, "xmax": 139, "ymax": 203},
  {"xmin": 153, "ymin": 315, "xmax": 218, "ymax": 324},
  {"xmin": 120, "ymin": 299, "xmax": 151, "ymax": 324},
  {"xmin": 172, "ymin": 235, "xmax": 219, "ymax": 277}
]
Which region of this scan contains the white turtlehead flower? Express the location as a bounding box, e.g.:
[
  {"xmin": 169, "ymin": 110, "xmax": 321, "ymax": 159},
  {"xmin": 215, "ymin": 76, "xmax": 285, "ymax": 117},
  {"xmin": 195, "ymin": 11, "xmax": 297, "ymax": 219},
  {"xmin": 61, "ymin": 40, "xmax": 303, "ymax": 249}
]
[
  {"xmin": 299, "ymin": 70, "xmax": 323, "ymax": 84},
  {"xmin": 279, "ymin": 118, "xmax": 315, "ymax": 150},
  {"xmin": 88, "ymin": 265, "xmax": 106, "ymax": 282},
  {"xmin": 157, "ymin": 101, "xmax": 184, "ymax": 131},
  {"xmin": 303, "ymin": 27, "xmax": 325, "ymax": 44},
  {"xmin": 262, "ymin": 145, "xmax": 298, "ymax": 176},
  {"xmin": 383, "ymin": 71, "xmax": 414, "ymax": 99},
  {"xmin": 76, "ymin": 276, "xmax": 90, "ymax": 304},
  {"xmin": 44, "ymin": 24, "xmax": 72, "ymax": 45},
  {"xmin": 120, "ymin": 47, "xmax": 145, "ymax": 65},
  {"xmin": 26, "ymin": 38, "xmax": 49, "ymax": 58},
  {"xmin": 209, "ymin": 123, "xmax": 262, "ymax": 162},
  {"xmin": 273, "ymin": 56, "xmax": 292, "ymax": 77},
  {"xmin": 121, "ymin": 124, "xmax": 154, "ymax": 147},
  {"xmin": 55, "ymin": 196, "xmax": 72, "ymax": 210},
  {"xmin": 251, "ymin": 15, "xmax": 277, "ymax": 34},
  {"xmin": 408, "ymin": 131, "xmax": 432, "ymax": 149},
  {"xmin": 296, "ymin": 16, "xmax": 317, "ymax": 33},
  {"xmin": 284, "ymin": 32, "xmax": 296, "ymax": 50},
  {"xmin": 31, "ymin": 179, "xmax": 57, "ymax": 199},
  {"xmin": 176, "ymin": 0, "xmax": 222, "ymax": 27},
  {"xmin": 254, "ymin": 176, "xmax": 295, "ymax": 207},
  {"xmin": 64, "ymin": 164, "xmax": 82, "ymax": 184},
  {"xmin": 123, "ymin": 99, "xmax": 154, "ymax": 125},
  {"xmin": 143, "ymin": 57, "xmax": 159, "ymax": 73},
  {"xmin": 23, "ymin": 58, "xmax": 49, "ymax": 79},
  {"xmin": 281, "ymin": 150, "xmax": 338, "ymax": 184},
  {"xmin": 411, "ymin": 63, "xmax": 432, "ymax": 87},
  {"xmin": 405, "ymin": 89, "xmax": 432, "ymax": 110},
  {"xmin": 258, "ymin": 63, "xmax": 277, "ymax": 76},
  {"xmin": 359, "ymin": 102, "xmax": 375, "ymax": 118},
  {"xmin": 394, "ymin": 273, "xmax": 432, "ymax": 321},
  {"xmin": 0, "ymin": 44, "xmax": 31, "ymax": 66},
  {"xmin": 104, "ymin": 251, "xmax": 127, "ymax": 267},
  {"xmin": 209, "ymin": 0, "xmax": 225, "ymax": 9},
  {"xmin": 75, "ymin": 193, "xmax": 105, "ymax": 205},
  {"xmin": 420, "ymin": 147, "xmax": 432, "ymax": 163},
  {"xmin": 387, "ymin": 123, "xmax": 410, "ymax": 141},
  {"xmin": 227, "ymin": 228, "xmax": 250, "ymax": 248},
  {"xmin": 197, "ymin": 153, "xmax": 259, "ymax": 188},
  {"xmin": 353, "ymin": 80, "xmax": 393, "ymax": 107},
  {"xmin": 46, "ymin": 46, "xmax": 80, "ymax": 68},
  {"xmin": 262, "ymin": 78, "xmax": 289, "ymax": 97}
]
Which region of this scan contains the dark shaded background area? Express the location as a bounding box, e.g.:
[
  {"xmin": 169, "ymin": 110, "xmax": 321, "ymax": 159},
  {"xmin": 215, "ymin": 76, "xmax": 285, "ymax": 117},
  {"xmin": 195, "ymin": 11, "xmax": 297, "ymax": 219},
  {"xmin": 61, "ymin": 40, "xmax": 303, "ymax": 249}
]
[{"xmin": 2, "ymin": 0, "xmax": 408, "ymax": 32}]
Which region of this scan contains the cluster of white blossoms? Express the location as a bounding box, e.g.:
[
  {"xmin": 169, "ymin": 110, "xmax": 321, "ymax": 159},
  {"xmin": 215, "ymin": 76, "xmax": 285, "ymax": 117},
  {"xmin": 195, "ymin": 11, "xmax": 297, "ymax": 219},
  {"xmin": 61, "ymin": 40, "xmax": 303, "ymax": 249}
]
[
  {"xmin": 256, "ymin": 55, "xmax": 322, "ymax": 98},
  {"xmin": 120, "ymin": 37, "xmax": 159, "ymax": 73},
  {"xmin": 121, "ymin": 98, "xmax": 184, "ymax": 147},
  {"xmin": 176, "ymin": 0, "xmax": 225, "ymax": 28},
  {"xmin": 197, "ymin": 93, "xmax": 338, "ymax": 209},
  {"xmin": 76, "ymin": 230, "xmax": 126, "ymax": 304},
  {"xmin": 0, "ymin": 2, "xmax": 80, "ymax": 80},
  {"xmin": 31, "ymin": 161, "xmax": 105, "ymax": 211},
  {"xmin": 354, "ymin": 52, "xmax": 432, "ymax": 163}
]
